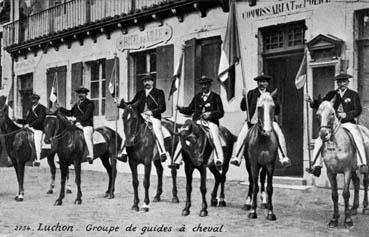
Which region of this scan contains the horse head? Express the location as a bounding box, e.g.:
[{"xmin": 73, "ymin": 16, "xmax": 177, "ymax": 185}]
[
  {"xmin": 316, "ymin": 100, "xmax": 337, "ymax": 142},
  {"xmin": 256, "ymin": 92, "xmax": 276, "ymax": 137},
  {"xmin": 178, "ymin": 120, "xmax": 207, "ymax": 166},
  {"xmin": 0, "ymin": 104, "xmax": 9, "ymax": 126},
  {"xmin": 43, "ymin": 110, "xmax": 68, "ymax": 144},
  {"xmin": 122, "ymin": 102, "xmax": 142, "ymax": 147}
]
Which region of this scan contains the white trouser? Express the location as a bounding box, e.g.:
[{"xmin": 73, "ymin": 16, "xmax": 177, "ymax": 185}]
[
  {"xmin": 142, "ymin": 114, "xmax": 167, "ymax": 155},
  {"xmin": 76, "ymin": 123, "xmax": 94, "ymax": 158},
  {"xmin": 232, "ymin": 121, "xmax": 288, "ymax": 162},
  {"xmin": 30, "ymin": 127, "xmax": 42, "ymax": 161},
  {"xmin": 313, "ymin": 123, "xmax": 367, "ymax": 167}
]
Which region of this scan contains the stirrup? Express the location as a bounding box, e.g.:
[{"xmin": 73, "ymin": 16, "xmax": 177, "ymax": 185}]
[
  {"xmin": 87, "ymin": 156, "xmax": 93, "ymax": 164},
  {"xmin": 114, "ymin": 154, "xmax": 128, "ymax": 163},
  {"xmin": 168, "ymin": 163, "xmax": 180, "ymax": 169},
  {"xmin": 33, "ymin": 160, "xmax": 41, "ymax": 167},
  {"xmin": 230, "ymin": 158, "xmax": 241, "ymax": 167},
  {"xmin": 306, "ymin": 166, "xmax": 322, "ymax": 177},
  {"xmin": 360, "ymin": 165, "xmax": 369, "ymax": 174}
]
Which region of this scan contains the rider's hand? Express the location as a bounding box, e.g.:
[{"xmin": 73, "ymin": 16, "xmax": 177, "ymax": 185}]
[
  {"xmin": 24, "ymin": 124, "xmax": 29, "ymax": 128},
  {"xmin": 176, "ymin": 105, "xmax": 182, "ymax": 110},
  {"xmin": 113, "ymin": 98, "xmax": 118, "ymax": 104},
  {"xmin": 338, "ymin": 112, "xmax": 347, "ymax": 119},
  {"xmin": 305, "ymin": 95, "xmax": 313, "ymax": 103},
  {"xmin": 242, "ymin": 88, "xmax": 248, "ymax": 98},
  {"xmin": 144, "ymin": 110, "xmax": 153, "ymax": 116},
  {"xmin": 202, "ymin": 112, "xmax": 211, "ymax": 120},
  {"xmin": 181, "ymin": 43, "xmax": 186, "ymax": 51}
]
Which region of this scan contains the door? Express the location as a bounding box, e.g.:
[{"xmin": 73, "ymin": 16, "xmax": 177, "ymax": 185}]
[
  {"xmin": 264, "ymin": 53, "xmax": 304, "ymax": 176},
  {"xmin": 46, "ymin": 66, "xmax": 67, "ymax": 108},
  {"xmin": 358, "ymin": 41, "xmax": 369, "ymax": 128},
  {"xmin": 18, "ymin": 73, "xmax": 33, "ymax": 119}
]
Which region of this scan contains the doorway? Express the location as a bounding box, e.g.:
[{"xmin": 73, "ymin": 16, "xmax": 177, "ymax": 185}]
[{"xmin": 17, "ymin": 73, "xmax": 33, "ymax": 119}]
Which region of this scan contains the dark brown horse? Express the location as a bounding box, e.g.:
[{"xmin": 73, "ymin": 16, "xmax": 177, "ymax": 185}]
[
  {"xmin": 178, "ymin": 119, "xmax": 234, "ymax": 217},
  {"xmin": 43, "ymin": 112, "xmax": 121, "ymax": 205},
  {"xmin": 0, "ymin": 104, "xmax": 71, "ymax": 201},
  {"xmin": 120, "ymin": 103, "xmax": 179, "ymax": 212},
  {"xmin": 245, "ymin": 92, "xmax": 279, "ymax": 221},
  {"xmin": 316, "ymin": 101, "xmax": 369, "ymax": 228}
]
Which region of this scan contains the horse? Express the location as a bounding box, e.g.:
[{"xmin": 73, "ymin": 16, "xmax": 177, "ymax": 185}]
[
  {"xmin": 244, "ymin": 92, "xmax": 279, "ymax": 221},
  {"xmin": 120, "ymin": 103, "xmax": 180, "ymax": 212},
  {"xmin": 177, "ymin": 119, "xmax": 234, "ymax": 217},
  {"xmin": 43, "ymin": 111, "xmax": 121, "ymax": 205},
  {"xmin": 316, "ymin": 100, "xmax": 369, "ymax": 228},
  {"xmin": 0, "ymin": 103, "xmax": 74, "ymax": 201}
]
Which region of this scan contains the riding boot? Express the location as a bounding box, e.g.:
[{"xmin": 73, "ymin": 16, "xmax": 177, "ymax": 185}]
[
  {"xmin": 273, "ymin": 122, "xmax": 291, "ymax": 167},
  {"xmin": 230, "ymin": 122, "xmax": 249, "ymax": 167},
  {"xmin": 114, "ymin": 142, "xmax": 128, "ymax": 163},
  {"xmin": 306, "ymin": 137, "xmax": 323, "ymax": 177},
  {"xmin": 168, "ymin": 143, "xmax": 182, "ymax": 169}
]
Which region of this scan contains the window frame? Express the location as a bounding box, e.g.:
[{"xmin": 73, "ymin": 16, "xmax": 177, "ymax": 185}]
[{"xmin": 89, "ymin": 59, "xmax": 106, "ymax": 117}]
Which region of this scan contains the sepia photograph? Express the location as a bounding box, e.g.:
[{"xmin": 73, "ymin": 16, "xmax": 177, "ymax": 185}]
[{"xmin": 0, "ymin": 0, "xmax": 369, "ymax": 236}]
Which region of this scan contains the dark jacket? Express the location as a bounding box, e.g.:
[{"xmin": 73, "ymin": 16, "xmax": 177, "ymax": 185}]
[
  {"xmin": 119, "ymin": 88, "xmax": 166, "ymax": 120},
  {"xmin": 310, "ymin": 89, "xmax": 361, "ymax": 124},
  {"xmin": 26, "ymin": 103, "xmax": 47, "ymax": 131},
  {"xmin": 59, "ymin": 99, "xmax": 95, "ymax": 127},
  {"xmin": 240, "ymin": 88, "xmax": 280, "ymax": 118},
  {"xmin": 178, "ymin": 91, "xmax": 224, "ymax": 126}
]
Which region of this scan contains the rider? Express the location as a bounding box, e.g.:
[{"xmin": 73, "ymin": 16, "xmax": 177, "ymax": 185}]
[
  {"xmin": 170, "ymin": 76, "xmax": 224, "ymax": 170},
  {"xmin": 58, "ymin": 87, "xmax": 95, "ymax": 164},
  {"xmin": 23, "ymin": 93, "xmax": 47, "ymax": 167},
  {"xmin": 230, "ymin": 74, "xmax": 290, "ymax": 167},
  {"xmin": 306, "ymin": 73, "xmax": 368, "ymax": 176},
  {"xmin": 115, "ymin": 74, "xmax": 170, "ymax": 162}
]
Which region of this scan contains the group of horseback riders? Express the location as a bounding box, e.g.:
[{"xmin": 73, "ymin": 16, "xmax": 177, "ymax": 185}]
[{"xmin": 22, "ymin": 71, "xmax": 368, "ymax": 175}]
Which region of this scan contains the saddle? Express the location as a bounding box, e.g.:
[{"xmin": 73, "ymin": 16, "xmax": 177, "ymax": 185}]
[{"xmin": 198, "ymin": 124, "xmax": 227, "ymax": 148}]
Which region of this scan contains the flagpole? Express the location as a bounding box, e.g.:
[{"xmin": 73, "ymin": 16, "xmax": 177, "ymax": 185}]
[
  {"xmin": 233, "ymin": 0, "xmax": 251, "ymax": 122},
  {"xmin": 304, "ymin": 50, "xmax": 312, "ymax": 169},
  {"xmin": 113, "ymin": 53, "xmax": 118, "ymax": 157}
]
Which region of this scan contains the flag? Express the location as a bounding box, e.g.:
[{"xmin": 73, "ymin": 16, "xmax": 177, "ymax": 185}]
[
  {"xmin": 169, "ymin": 51, "xmax": 184, "ymax": 99},
  {"xmin": 49, "ymin": 72, "xmax": 57, "ymax": 103},
  {"xmin": 6, "ymin": 77, "xmax": 14, "ymax": 118},
  {"xmin": 295, "ymin": 49, "xmax": 307, "ymax": 90},
  {"xmin": 218, "ymin": 0, "xmax": 240, "ymax": 101},
  {"xmin": 108, "ymin": 58, "xmax": 117, "ymax": 97}
]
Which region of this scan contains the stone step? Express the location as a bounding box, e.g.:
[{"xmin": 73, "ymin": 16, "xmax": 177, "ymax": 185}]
[{"xmin": 273, "ymin": 176, "xmax": 307, "ymax": 186}]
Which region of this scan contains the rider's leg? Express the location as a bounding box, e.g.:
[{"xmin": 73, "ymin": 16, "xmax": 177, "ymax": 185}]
[
  {"xmin": 306, "ymin": 137, "xmax": 323, "ymax": 177},
  {"xmin": 231, "ymin": 121, "xmax": 249, "ymax": 166},
  {"xmin": 115, "ymin": 125, "xmax": 128, "ymax": 162},
  {"xmin": 348, "ymin": 125, "xmax": 368, "ymax": 174},
  {"xmin": 207, "ymin": 122, "xmax": 224, "ymax": 168},
  {"xmin": 272, "ymin": 122, "xmax": 290, "ymax": 166},
  {"xmin": 168, "ymin": 142, "xmax": 183, "ymax": 169},
  {"xmin": 83, "ymin": 126, "xmax": 94, "ymax": 164},
  {"xmin": 151, "ymin": 117, "xmax": 170, "ymax": 161},
  {"xmin": 32, "ymin": 128, "xmax": 43, "ymax": 166}
]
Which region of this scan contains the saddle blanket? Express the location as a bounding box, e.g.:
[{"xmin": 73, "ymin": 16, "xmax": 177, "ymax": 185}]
[{"xmin": 162, "ymin": 126, "xmax": 171, "ymax": 139}]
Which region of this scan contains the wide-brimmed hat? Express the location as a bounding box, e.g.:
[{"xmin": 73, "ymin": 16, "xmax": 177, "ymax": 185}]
[
  {"xmin": 141, "ymin": 75, "xmax": 155, "ymax": 81},
  {"xmin": 254, "ymin": 74, "xmax": 272, "ymax": 82},
  {"xmin": 75, "ymin": 87, "xmax": 90, "ymax": 94},
  {"xmin": 334, "ymin": 73, "xmax": 352, "ymax": 81},
  {"xmin": 30, "ymin": 93, "xmax": 40, "ymax": 100},
  {"xmin": 199, "ymin": 76, "xmax": 213, "ymax": 84}
]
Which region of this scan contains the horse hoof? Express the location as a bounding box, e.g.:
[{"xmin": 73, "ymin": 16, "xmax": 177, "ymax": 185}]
[
  {"xmin": 74, "ymin": 199, "xmax": 82, "ymax": 205},
  {"xmin": 260, "ymin": 203, "xmax": 267, "ymax": 209},
  {"xmin": 108, "ymin": 194, "xmax": 115, "ymax": 199},
  {"xmin": 248, "ymin": 212, "xmax": 257, "ymax": 219},
  {"xmin": 172, "ymin": 197, "xmax": 180, "ymax": 203},
  {"xmin": 266, "ymin": 213, "xmax": 277, "ymax": 221},
  {"xmin": 16, "ymin": 197, "xmax": 24, "ymax": 202},
  {"xmin": 328, "ymin": 219, "xmax": 338, "ymax": 228},
  {"xmin": 46, "ymin": 189, "xmax": 53, "ymax": 194},
  {"xmin": 363, "ymin": 208, "xmax": 369, "ymax": 215},
  {"xmin": 140, "ymin": 207, "xmax": 149, "ymax": 213},
  {"xmin": 210, "ymin": 199, "xmax": 218, "ymax": 207},
  {"xmin": 66, "ymin": 189, "xmax": 72, "ymax": 194},
  {"xmin": 182, "ymin": 209, "xmax": 190, "ymax": 216},
  {"xmin": 104, "ymin": 192, "xmax": 109, "ymax": 198},
  {"xmin": 14, "ymin": 196, "xmax": 18, "ymax": 201},
  {"xmin": 199, "ymin": 210, "xmax": 208, "ymax": 217},
  {"xmin": 242, "ymin": 204, "xmax": 251, "ymax": 211},
  {"xmin": 54, "ymin": 200, "xmax": 63, "ymax": 206},
  {"xmin": 131, "ymin": 205, "xmax": 139, "ymax": 212},
  {"xmin": 153, "ymin": 196, "xmax": 161, "ymax": 202},
  {"xmin": 350, "ymin": 208, "xmax": 358, "ymax": 216},
  {"xmin": 218, "ymin": 201, "xmax": 226, "ymax": 207},
  {"xmin": 344, "ymin": 220, "xmax": 354, "ymax": 229}
]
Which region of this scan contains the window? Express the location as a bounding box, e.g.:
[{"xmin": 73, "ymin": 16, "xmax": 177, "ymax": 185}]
[
  {"xmin": 133, "ymin": 50, "xmax": 157, "ymax": 92},
  {"xmin": 89, "ymin": 60, "xmax": 106, "ymax": 116},
  {"xmin": 357, "ymin": 10, "xmax": 369, "ymax": 39}
]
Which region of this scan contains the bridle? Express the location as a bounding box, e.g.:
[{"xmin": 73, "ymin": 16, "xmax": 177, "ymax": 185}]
[
  {"xmin": 123, "ymin": 106, "xmax": 149, "ymax": 147},
  {"xmin": 45, "ymin": 115, "xmax": 69, "ymax": 141},
  {"xmin": 181, "ymin": 122, "xmax": 208, "ymax": 161},
  {"xmin": 318, "ymin": 111, "xmax": 342, "ymax": 141}
]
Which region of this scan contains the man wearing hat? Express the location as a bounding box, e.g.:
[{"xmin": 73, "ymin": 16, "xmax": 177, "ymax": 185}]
[
  {"xmin": 58, "ymin": 87, "xmax": 95, "ymax": 164},
  {"xmin": 306, "ymin": 73, "xmax": 368, "ymax": 176},
  {"xmin": 23, "ymin": 93, "xmax": 47, "ymax": 166},
  {"xmin": 171, "ymin": 75, "xmax": 224, "ymax": 170},
  {"xmin": 116, "ymin": 75, "xmax": 170, "ymax": 162},
  {"xmin": 230, "ymin": 74, "xmax": 291, "ymax": 167}
]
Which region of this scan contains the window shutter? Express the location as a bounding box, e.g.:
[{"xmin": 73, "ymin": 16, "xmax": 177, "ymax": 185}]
[
  {"xmin": 57, "ymin": 66, "xmax": 67, "ymax": 108},
  {"xmin": 183, "ymin": 38, "xmax": 196, "ymax": 106},
  {"xmin": 46, "ymin": 68, "xmax": 54, "ymax": 108},
  {"xmin": 71, "ymin": 62, "xmax": 83, "ymax": 105},
  {"xmin": 156, "ymin": 45, "xmax": 174, "ymax": 118},
  {"xmin": 105, "ymin": 57, "xmax": 119, "ymax": 121}
]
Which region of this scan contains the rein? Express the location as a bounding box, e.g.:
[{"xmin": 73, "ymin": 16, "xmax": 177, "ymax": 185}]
[
  {"xmin": 124, "ymin": 110, "xmax": 150, "ymax": 147},
  {"xmin": 0, "ymin": 127, "xmax": 27, "ymax": 137},
  {"xmin": 46, "ymin": 115, "xmax": 72, "ymax": 142}
]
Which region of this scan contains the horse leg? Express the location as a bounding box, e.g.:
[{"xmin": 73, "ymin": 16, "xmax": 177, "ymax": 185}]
[
  {"xmin": 327, "ymin": 172, "xmax": 339, "ymax": 228},
  {"xmin": 46, "ymin": 153, "xmax": 56, "ymax": 194},
  {"xmin": 66, "ymin": 167, "xmax": 72, "ymax": 194},
  {"xmin": 265, "ymin": 165, "xmax": 276, "ymax": 221},
  {"xmin": 350, "ymin": 171, "xmax": 360, "ymax": 216},
  {"xmin": 209, "ymin": 167, "xmax": 220, "ymax": 207},
  {"xmin": 343, "ymin": 171, "xmax": 353, "ymax": 228},
  {"xmin": 153, "ymin": 158, "xmax": 163, "ymax": 202},
  {"xmin": 243, "ymin": 154, "xmax": 252, "ymax": 210},
  {"xmin": 100, "ymin": 153, "xmax": 113, "ymax": 198},
  {"xmin": 16, "ymin": 161, "xmax": 25, "ymax": 202},
  {"xmin": 219, "ymin": 171, "xmax": 227, "ymax": 207},
  {"xmin": 73, "ymin": 161, "xmax": 82, "ymax": 205},
  {"xmin": 141, "ymin": 163, "xmax": 152, "ymax": 212},
  {"xmin": 130, "ymin": 163, "xmax": 139, "ymax": 212},
  {"xmin": 109, "ymin": 156, "xmax": 117, "ymax": 199},
  {"xmin": 12, "ymin": 160, "xmax": 21, "ymax": 201},
  {"xmin": 260, "ymin": 167, "xmax": 267, "ymax": 209},
  {"xmin": 171, "ymin": 159, "xmax": 179, "ymax": 203},
  {"xmin": 199, "ymin": 165, "xmax": 208, "ymax": 217},
  {"xmin": 55, "ymin": 165, "xmax": 68, "ymax": 206},
  {"xmin": 248, "ymin": 164, "xmax": 260, "ymax": 219},
  {"xmin": 182, "ymin": 162, "xmax": 193, "ymax": 216},
  {"xmin": 363, "ymin": 173, "xmax": 369, "ymax": 215}
]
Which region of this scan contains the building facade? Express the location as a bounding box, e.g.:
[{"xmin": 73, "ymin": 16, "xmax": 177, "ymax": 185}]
[{"xmin": 2, "ymin": 0, "xmax": 369, "ymax": 185}]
